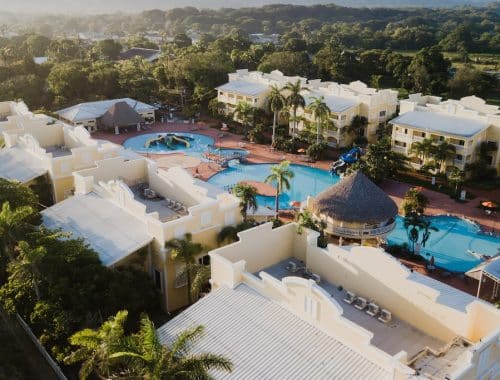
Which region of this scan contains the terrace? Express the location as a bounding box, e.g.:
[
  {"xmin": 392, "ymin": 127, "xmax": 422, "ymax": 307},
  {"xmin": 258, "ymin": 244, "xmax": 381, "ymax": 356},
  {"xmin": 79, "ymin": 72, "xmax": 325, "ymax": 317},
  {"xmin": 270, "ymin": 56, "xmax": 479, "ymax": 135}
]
[
  {"xmin": 130, "ymin": 183, "xmax": 188, "ymax": 223},
  {"xmin": 260, "ymin": 257, "xmax": 445, "ymax": 359},
  {"xmin": 44, "ymin": 145, "xmax": 73, "ymax": 158}
]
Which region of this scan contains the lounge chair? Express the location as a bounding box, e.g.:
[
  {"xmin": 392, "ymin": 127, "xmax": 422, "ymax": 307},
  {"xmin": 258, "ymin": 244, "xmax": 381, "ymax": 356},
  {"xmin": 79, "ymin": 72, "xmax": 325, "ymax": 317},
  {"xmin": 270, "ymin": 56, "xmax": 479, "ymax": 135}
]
[
  {"xmin": 366, "ymin": 302, "xmax": 380, "ymax": 317},
  {"xmin": 343, "ymin": 291, "xmax": 356, "ymax": 304},
  {"xmin": 285, "ymin": 261, "xmax": 298, "ymax": 273},
  {"xmin": 378, "ymin": 309, "xmax": 392, "ymax": 323},
  {"xmin": 311, "ymin": 273, "xmax": 321, "ymax": 284},
  {"xmin": 354, "ymin": 297, "xmax": 368, "ymax": 311}
]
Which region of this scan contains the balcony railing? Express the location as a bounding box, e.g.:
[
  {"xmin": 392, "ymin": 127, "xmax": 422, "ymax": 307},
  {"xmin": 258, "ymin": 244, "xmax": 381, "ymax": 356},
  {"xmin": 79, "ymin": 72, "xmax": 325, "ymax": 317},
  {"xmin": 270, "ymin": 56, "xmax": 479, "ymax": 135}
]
[{"xmin": 326, "ymin": 220, "xmax": 396, "ymax": 238}]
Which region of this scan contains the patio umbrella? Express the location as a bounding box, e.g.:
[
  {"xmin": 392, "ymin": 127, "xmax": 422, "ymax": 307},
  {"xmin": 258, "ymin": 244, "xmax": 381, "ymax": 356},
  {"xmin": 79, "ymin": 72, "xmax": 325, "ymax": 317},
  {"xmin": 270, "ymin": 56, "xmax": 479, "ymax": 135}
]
[
  {"xmin": 481, "ymin": 201, "xmax": 497, "ymax": 209},
  {"xmin": 290, "ymin": 201, "xmax": 301, "ymax": 208},
  {"xmin": 297, "ymin": 148, "xmax": 306, "ymax": 153}
]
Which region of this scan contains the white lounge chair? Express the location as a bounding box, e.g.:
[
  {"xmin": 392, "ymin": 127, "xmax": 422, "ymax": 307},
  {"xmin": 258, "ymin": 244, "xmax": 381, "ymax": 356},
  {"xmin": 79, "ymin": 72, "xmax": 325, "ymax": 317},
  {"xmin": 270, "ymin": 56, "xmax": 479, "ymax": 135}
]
[
  {"xmin": 354, "ymin": 297, "xmax": 368, "ymax": 311},
  {"xmin": 378, "ymin": 309, "xmax": 392, "ymax": 323},
  {"xmin": 311, "ymin": 273, "xmax": 321, "ymax": 284},
  {"xmin": 285, "ymin": 261, "xmax": 298, "ymax": 273},
  {"xmin": 366, "ymin": 302, "xmax": 380, "ymax": 317},
  {"xmin": 343, "ymin": 291, "xmax": 356, "ymax": 304}
]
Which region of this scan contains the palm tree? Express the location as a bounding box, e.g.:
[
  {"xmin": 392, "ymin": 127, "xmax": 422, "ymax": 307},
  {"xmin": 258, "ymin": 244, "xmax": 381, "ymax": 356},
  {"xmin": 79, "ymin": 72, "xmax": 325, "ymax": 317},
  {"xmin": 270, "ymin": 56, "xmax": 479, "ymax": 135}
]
[
  {"xmin": 307, "ymin": 96, "xmax": 331, "ymax": 144},
  {"xmin": 0, "ymin": 202, "xmax": 35, "ymax": 262},
  {"xmin": 267, "ymin": 84, "xmax": 286, "ymax": 146},
  {"xmin": 284, "ymin": 80, "xmax": 306, "ymax": 138},
  {"xmin": 265, "ymin": 161, "xmax": 295, "ymax": 215},
  {"xmin": 410, "ymin": 138, "xmax": 435, "ymax": 163},
  {"xmin": 65, "ymin": 310, "xmax": 128, "ymax": 380},
  {"xmin": 233, "ymin": 101, "xmax": 254, "ymax": 129},
  {"xmin": 111, "ymin": 317, "xmax": 232, "ymax": 379},
  {"xmin": 232, "ymin": 183, "xmax": 258, "ymax": 221},
  {"xmin": 345, "ymin": 115, "xmax": 368, "ymax": 140},
  {"xmin": 9, "ymin": 241, "xmax": 45, "ymax": 301},
  {"xmin": 432, "ymin": 141, "xmax": 456, "ymax": 173},
  {"xmin": 165, "ymin": 233, "xmax": 203, "ymax": 305}
]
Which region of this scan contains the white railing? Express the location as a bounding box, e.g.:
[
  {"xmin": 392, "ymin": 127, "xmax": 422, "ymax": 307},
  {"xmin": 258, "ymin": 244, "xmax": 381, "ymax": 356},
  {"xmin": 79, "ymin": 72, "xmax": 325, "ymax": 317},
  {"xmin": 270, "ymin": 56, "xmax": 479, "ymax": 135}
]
[
  {"xmin": 327, "ymin": 221, "xmax": 396, "ymax": 238},
  {"xmin": 393, "ymin": 132, "xmax": 411, "ymax": 141}
]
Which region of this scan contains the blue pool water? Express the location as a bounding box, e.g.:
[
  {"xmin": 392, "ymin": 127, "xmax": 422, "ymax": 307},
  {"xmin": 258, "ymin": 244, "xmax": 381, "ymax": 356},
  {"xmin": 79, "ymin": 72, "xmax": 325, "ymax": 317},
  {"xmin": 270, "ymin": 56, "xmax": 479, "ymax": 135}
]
[
  {"xmin": 123, "ymin": 133, "xmax": 248, "ymax": 159},
  {"xmin": 387, "ymin": 215, "xmax": 500, "ymax": 273},
  {"xmin": 208, "ymin": 162, "xmax": 340, "ymax": 210}
]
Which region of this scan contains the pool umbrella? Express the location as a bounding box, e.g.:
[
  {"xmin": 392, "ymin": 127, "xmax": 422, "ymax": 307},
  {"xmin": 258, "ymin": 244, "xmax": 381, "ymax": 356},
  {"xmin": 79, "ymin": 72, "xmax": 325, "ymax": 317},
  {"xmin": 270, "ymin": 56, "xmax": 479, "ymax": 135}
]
[
  {"xmin": 297, "ymin": 148, "xmax": 306, "ymax": 153},
  {"xmin": 481, "ymin": 201, "xmax": 497, "ymax": 210},
  {"xmin": 290, "ymin": 201, "xmax": 301, "ymax": 208}
]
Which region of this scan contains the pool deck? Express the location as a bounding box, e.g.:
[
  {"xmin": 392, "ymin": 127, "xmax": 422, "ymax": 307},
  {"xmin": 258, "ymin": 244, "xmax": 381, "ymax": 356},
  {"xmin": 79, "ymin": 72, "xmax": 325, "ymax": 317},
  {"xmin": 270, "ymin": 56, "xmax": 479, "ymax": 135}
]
[{"xmin": 93, "ymin": 120, "xmax": 499, "ymax": 233}]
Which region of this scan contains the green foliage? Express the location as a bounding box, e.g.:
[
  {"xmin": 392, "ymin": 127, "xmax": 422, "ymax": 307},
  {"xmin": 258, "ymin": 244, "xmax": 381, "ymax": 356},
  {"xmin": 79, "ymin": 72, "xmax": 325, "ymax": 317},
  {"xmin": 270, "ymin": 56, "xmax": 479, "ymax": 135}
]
[
  {"xmin": 306, "ymin": 142, "xmax": 328, "ymax": 161},
  {"xmin": 400, "ymin": 187, "xmax": 429, "ymax": 216},
  {"xmin": 466, "ymin": 141, "xmax": 497, "ymax": 180},
  {"xmin": 232, "ymin": 183, "xmax": 258, "ymax": 221},
  {"xmin": 407, "ymin": 46, "xmax": 451, "ymax": 94},
  {"xmin": 349, "ymin": 137, "xmax": 407, "ymax": 183},
  {"xmin": 449, "ymin": 65, "xmax": 498, "ymax": 99},
  {"xmin": 265, "ymin": 161, "xmax": 295, "ymax": 214}
]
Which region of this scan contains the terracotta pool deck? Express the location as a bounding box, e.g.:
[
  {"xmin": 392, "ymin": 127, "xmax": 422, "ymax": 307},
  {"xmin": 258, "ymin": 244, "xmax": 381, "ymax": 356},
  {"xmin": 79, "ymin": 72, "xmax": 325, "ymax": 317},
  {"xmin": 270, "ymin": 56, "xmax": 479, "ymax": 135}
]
[{"xmin": 94, "ymin": 121, "xmax": 499, "ymax": 233}]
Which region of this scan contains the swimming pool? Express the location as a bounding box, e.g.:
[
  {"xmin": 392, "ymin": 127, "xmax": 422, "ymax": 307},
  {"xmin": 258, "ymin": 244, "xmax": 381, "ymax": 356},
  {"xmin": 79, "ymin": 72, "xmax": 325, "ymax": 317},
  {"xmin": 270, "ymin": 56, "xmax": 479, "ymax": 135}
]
[
  {"xmin": 123, "ymin": 133, "xmax": 248, "ymax": 160},
  {"xmin": 387, "ymin": 215, "xmax": 500, "ymax": 273},
  {"xmin": 208, "ymin": 162, "xmax": 340, "ymax": 210}
]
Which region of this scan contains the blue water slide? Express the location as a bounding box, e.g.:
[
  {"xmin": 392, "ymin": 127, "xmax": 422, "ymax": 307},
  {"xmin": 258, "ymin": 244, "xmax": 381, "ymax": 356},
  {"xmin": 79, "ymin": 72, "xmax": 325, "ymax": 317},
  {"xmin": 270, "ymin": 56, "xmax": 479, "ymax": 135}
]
[{"xmin": 339, "ymin": 147, "xmax": 362, "ymax": 164}]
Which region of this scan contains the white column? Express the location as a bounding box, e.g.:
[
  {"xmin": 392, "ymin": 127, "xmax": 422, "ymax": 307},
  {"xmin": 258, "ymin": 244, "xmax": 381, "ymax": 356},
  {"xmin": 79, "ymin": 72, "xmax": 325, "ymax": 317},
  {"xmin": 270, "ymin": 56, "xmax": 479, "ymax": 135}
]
[
  {"xmin": 476, "ymin": 271, "xmax": 483, "ymax": 298},
  {"xmin": 137, "ymin": 123, "xmax": 141, "ymax": 132},
  {"xmin": 114, "ymin": 126, "xmax": 119, "ymax": 135}
]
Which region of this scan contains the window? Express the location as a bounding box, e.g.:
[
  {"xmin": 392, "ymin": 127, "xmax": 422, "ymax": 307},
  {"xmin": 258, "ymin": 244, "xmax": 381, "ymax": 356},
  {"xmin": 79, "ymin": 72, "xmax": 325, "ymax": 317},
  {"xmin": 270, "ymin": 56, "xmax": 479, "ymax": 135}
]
[
  {"xmin": 153, "ymin": 269, "xmax": 163, "ymax": 292},
  {"xmin": 219, "ymin": 91, "xmax": 224, "ymax": 96},
  {"xmin": 379, "ymin": 110, "xmax": 386, "ymax": 117},
  {"xmin": 459, "ymin": 140, "xmax": 465, "ymax": 146},
  {"xmin": 341, "ymin": 115, "xmax": 347, "ymax": 121},
  {"xmin": 198, "ymin": 255, "xmax": 210, "ymax": 265},
  {"xmin": 404, "ymin": 128, "xmax": 408, "ymax": 134},
  {"xmin": 486, "ymin": 155, "xmax": 493, "ymax": 165},
  {"xmin": 455, "ymin": 154, "xmax": 463, "ymax": 161},
  {"xmin": 394, "ymin": 140, "xmax": 407, "ymax": 148},
  {"xmin": 331, "ymin": 114, "xmax": 339, "ymax": 120}
]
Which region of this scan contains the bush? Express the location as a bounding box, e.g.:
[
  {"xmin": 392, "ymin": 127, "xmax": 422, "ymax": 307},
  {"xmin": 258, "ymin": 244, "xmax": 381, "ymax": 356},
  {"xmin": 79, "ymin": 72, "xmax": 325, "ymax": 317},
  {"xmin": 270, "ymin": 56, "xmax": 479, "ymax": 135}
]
[
  {"xmin": 248, "ymin": 124, "xmax": 270, "ymax": 144},
  {"xmin": 273, "ymin": 136, "xmax": 299, "ymax": 153},
  {"xmin": 306, "ymin": 142, "xmax": 328, "ymax": 161},
  {"xmin": 353, "ymin": 136, "xmax": 368, "ymax": 146}
]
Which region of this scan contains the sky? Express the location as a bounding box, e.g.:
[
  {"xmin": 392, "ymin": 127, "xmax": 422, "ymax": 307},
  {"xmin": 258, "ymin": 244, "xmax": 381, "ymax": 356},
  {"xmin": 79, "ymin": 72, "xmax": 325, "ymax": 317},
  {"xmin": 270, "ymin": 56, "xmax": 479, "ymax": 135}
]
[{"xmin": 0, "ymin": 0, "xmax": 491, "ymax": 14}]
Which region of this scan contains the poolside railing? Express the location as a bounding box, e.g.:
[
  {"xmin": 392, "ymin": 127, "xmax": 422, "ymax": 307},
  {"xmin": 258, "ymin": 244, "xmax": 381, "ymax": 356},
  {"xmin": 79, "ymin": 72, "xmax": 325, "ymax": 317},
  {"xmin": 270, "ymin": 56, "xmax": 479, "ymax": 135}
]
[{"xmin": 327, "ymin": 221, "xmax": 397, "ymax": 238}]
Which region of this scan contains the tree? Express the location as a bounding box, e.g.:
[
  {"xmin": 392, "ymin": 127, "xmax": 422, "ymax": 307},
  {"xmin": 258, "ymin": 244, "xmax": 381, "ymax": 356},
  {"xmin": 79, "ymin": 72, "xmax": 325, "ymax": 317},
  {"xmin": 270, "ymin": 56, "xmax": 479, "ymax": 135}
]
[
  {"xmin": 92, "ymin": 39, "xmax": 122, "ymax": 61},
  {"xmin": 448, "ymin": 66, "xmax": 497, "ymax": 99},
  {"xmin": 0, "ymin": 202, "xmax": 36, "ymax": 262},
  {"xmin": 400, "ymin": 187, "xmax": 429, "ymax": 216},
  {"xmin": 432, "ymin": 141, "xmax": 456, "ymax": 173},
  {"xmin": 465, "ymin": 141, "xmax": 496, "ymax": 180},
  {"xmin": 232, "ymin": 183, "xmax": 258, "ymax": 222},
  {"xmin": 47, "ymin": 61, "xmax": 89, "ymax": 107},
  {"xmin": 403, "ymin": 214, "xmax": 437, "ymax": 253},
  {"xmin": 407, "ymin": 46, "xmax": 450, "ymax": 94},
  {"xmin": 410, "ymin": 138, "xmax": 435, "ymax": 163},
  {"xmin": 307, "ymin": 96, "xmax": 331, "ymax": 144},
  {"xmin": 172, "ymin": 33, "xmax": 192, "ymax": 49},
  {"xmin": 447, "ymin": 167, "xmax": 465, "ymax": 197},
  {"xmin": 165, "ymin": 233, "xmax": 203, "ymax": 305},
  {"xmin": 350, "ymin": 137, "xmax": 407, "ymax": 183},
  {"xmin": 8, "ymin": 241, "xmax": 45, "ymax": 301},
  {"xmin": 345, "ymin": 115, "xmax": 368, "ymax": 140},
  {"xmin": 64, "ymin": 310, "xmax": 128, "ymax": 380},
  {"xmin": 284, "ymin": 80, "xmax": 307, "ymax": 138},
  {"xmin": 233, "ymin": 101, "xmax": 255, "ymax": 129},
  {"xmin": 267, "ymin": 84, "xmax": 286, "ymax": 146},
  {"xmin": 258, "ymin": 51, "xmax": 312, "ymax": 77},
  {"xmin": 111, "ymin": 318, "xmax": 232, "ymax": 379},
  {"xmin": 265, "ymin": 161, "xmax": 295, "ymax": 214}
]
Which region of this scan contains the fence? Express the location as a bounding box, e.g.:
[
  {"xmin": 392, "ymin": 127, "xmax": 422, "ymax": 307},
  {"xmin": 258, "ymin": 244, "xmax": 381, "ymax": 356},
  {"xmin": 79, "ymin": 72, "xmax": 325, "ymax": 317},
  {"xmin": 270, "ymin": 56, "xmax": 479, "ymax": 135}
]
[{"xmin": 16, "ymin": 314, "xmax": 68, "ymax": 380}]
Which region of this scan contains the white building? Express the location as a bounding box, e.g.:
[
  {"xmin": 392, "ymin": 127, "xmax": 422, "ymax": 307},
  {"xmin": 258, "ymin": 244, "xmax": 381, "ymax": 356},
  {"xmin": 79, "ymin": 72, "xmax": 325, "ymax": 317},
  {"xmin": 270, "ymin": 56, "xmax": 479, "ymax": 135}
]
[
  {"xmin": 56, "ymin": 98, "xmax": 156, "ymax": 133},
  {"xmin": 216, "ymin": 70, "xmax": 398, "ymax": 147},
  {"xmin": 391, "ymin": 94, "xmax": 500, "ymax": 173},
  {"xmin": 158, "ymin": 223, "xmax": 500, "ymax": 379}
]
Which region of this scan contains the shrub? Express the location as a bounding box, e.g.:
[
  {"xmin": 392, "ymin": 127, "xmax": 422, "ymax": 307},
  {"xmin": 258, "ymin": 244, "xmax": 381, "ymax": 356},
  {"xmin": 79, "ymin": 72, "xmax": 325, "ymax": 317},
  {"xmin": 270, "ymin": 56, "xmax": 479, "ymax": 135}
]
[{"xmin": 306, "ymin": 142, "xmax": 328, "ymax": 161}]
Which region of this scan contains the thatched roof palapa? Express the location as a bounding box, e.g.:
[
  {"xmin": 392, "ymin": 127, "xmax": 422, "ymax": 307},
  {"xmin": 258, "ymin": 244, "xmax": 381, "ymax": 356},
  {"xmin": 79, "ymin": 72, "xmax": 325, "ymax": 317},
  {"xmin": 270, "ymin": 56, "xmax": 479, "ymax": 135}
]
[
  {"xmin": 312, "ymin": 171, "xmax": 397, "ymax": 224},
  {"xmin": 100, "ymin": 101, "xmax": 144, "ymax": 128}
]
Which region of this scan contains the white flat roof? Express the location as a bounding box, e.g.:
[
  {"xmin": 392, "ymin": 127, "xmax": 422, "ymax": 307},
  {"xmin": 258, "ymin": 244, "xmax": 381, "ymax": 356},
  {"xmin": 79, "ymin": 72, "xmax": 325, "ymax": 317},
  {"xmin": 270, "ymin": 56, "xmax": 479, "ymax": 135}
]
[
  {"xmin": 391, "ymin": 111, "xmax": 489, "ymax": 138},
  {"xmin": 305, "ymin": 92, "xmax": 358, "ymax": 113},
  {"xmin": 217, "ymin": 80, "xmax": 269, "ymax": 97},
  {"xmin": 41, "ymin": 193, "xmax": 152, "ymax": 267},
  {"xmin": 0, "ymin": 147, "xmax": 47, "ymax": 183},
  {"xmin": 56, "ymin": 98, "xmax": 155, "ymax": 123},
  {"xmin": 157, "ymin": 284, "xmax": 392, "ymax": 380}
]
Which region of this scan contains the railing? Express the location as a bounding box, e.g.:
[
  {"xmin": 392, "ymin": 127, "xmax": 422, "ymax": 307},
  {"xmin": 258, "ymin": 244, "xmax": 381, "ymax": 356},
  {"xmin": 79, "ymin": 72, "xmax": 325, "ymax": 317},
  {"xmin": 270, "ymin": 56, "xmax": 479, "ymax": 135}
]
[
  {"xmin": 326, "ymin": 220, "xmax": 396, "ymax": 238},
  {"xmin": 392, "ymin": 132, "xmax": 411, "ymax": 141}
]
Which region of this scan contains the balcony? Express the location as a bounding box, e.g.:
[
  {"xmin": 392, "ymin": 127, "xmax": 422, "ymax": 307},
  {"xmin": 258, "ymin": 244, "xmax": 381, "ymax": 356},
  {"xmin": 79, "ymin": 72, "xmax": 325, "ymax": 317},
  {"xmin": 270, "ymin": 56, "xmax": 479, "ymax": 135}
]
[
  {"xmin": 393, "ymin": 132, "xmax": 411, "ymax": 141},
  {"xmin": 325, "ymin": 219, "xmax": 396, "ymax": 238}
]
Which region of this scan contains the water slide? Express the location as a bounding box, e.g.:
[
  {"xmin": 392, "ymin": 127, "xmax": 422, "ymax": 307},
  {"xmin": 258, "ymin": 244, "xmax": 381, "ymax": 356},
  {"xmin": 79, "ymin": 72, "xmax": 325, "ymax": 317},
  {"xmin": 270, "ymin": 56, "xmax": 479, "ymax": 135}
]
[
  {"xmin": 330, "ymin": 147, "xmax": 362, "ymax": 174},
  {"xmin": 171, "ymin": 135, "xmax": 190, "ymax": 148}
]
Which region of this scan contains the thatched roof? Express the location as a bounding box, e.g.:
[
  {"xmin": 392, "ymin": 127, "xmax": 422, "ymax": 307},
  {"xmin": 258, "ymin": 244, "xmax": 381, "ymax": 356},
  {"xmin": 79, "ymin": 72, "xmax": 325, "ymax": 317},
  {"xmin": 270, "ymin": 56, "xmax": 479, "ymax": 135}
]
[
  {"xmin": 311, "ymin": 171, "xmax": 397, "ymax": 224},
  {"xmin": 100, "ymin": 101, "xmax": 144, "ymax": 128}
]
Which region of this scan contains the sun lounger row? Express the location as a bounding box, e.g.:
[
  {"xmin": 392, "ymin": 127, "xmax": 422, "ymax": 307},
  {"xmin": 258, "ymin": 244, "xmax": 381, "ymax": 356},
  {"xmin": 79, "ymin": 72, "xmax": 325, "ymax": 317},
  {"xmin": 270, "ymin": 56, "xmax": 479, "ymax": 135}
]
[
  {"xmin": 343, "ymin": 291, "xmax": 392, "ymax": 323},
  {"xmin": 285, "ymin": 261, "xmax": 321, "ymax": 284},
  {"xmin": 165, "ymin": 199, "xmax": 187, "ymax": 213}
]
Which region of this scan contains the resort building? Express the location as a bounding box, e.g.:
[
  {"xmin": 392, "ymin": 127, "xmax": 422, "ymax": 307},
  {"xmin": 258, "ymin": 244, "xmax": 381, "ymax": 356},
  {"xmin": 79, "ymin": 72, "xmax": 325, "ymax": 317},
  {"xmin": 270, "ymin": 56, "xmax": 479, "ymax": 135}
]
[
  {"xmin": 296, "ymin": 80, "xmax": 398, "ymax": 147},
  {"xmin": 158, "ymin": 222, "xmax": 500, "ymax": 379},
  {"xmin": 216, "ymin": 69, "xmax": 307, "ymax": 117},
  {"xmin": 216, "ymin": 70, "xmax": 398, "ymax": 147},
  {"xmin": 306, "ymin": 171, "xmax": 398, "ymax": 244},
  {"xmin": 391, "ymin": 94, "xmax": 500, "ymax": 173},
  {"xmin": 41, "ymin": 155, "xmax": 242, "ymax": 311},
  {"xmin": 56, "ymin": 98, "xmax": 156, "ymax": 134},
  {"xmin": 0, "ymin": 103, "xmax": 121, "ymax": 202}
]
